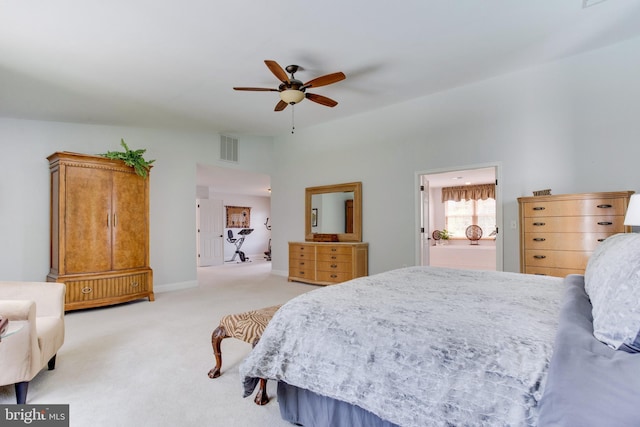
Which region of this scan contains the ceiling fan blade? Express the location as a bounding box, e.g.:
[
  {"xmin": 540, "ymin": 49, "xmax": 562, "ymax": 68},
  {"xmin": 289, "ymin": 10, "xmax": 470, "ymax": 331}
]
[
  {"xmin": 233, "ymin": 87, "xmax": 279, "ymax": 92},
  {"xmin": 305, "ymin": 93, "xmax": 338, "ymax": 107},
  {"xmin": 265, "ymin": 60, "xmax": 290, "ymax": 84},
  {"xmin": 302, "ymin": 72, "xmax": 346, "ymax": 89},
  {"xmin": 274, "ymin": 100, "xmax": 288, "ymax": 111}
]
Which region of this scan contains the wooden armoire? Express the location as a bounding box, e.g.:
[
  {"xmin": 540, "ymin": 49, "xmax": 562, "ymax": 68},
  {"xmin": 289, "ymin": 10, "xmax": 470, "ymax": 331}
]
[{"xmin": 47, "ymin": 152, "xmax": 154, "ymax": 311}]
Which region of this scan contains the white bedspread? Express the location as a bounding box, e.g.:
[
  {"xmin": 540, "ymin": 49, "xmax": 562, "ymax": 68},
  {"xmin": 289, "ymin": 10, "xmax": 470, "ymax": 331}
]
[{"xmin": 240, "ymin": 267, "xmax": 564, "ymax": 427}]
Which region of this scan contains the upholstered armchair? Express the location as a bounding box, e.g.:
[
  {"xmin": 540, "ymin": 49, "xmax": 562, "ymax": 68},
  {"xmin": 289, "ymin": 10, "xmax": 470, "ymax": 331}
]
[{"xmin": 0, "ymin": 282, "xmax": 65, "ymax": 404}]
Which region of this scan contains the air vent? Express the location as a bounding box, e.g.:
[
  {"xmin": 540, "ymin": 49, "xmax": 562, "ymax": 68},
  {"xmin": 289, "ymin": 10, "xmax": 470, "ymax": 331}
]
[{"xmin": 220, "ymin": 135, "xmax": 238, "ymax": 162}]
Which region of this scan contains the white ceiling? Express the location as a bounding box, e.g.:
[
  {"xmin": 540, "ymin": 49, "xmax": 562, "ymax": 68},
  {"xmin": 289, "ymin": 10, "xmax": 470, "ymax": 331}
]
[
  {"xmin": 3, "ymin": 1, "xmax": 639, "ymax": 194},
  {"xmin": 2, "ymin": 0, "xmax": 640, "ymax": 138}
]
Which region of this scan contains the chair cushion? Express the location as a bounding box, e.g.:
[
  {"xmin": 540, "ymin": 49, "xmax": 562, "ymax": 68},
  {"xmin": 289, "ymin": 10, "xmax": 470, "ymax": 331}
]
[{"xmin": 220, "ymin": 305, "xmax": 281, "ymax": 344}]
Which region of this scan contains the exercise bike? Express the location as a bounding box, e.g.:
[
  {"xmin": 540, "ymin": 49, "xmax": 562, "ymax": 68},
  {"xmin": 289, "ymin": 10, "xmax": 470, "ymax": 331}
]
[{"xmin": 226, "ymin": 228, "xmax": 254, "ymax": 263}]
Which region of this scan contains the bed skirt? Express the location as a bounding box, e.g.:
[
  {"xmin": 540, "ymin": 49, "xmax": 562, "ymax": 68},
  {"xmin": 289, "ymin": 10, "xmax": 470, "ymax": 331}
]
[{"xmin": 278, "ymin": 382, "xmax": 399, "ymax": 427}]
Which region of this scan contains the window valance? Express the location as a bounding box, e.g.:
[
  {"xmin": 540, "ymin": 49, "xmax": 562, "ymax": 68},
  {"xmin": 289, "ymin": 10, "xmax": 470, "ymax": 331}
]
[{"xmin": 441, "ymin": 183, "xmax": 495, "ymax": 202}]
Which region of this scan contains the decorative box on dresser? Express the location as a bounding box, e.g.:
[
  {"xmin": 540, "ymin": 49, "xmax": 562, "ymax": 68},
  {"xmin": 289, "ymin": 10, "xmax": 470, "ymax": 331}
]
[
  {"xmin": 47, "ymin": 152, "xmax": 154, "ymax": 311},
  {"xmin": 289, "ymin": 242, "xmax": 369, "ymax": 285},
  {"xmin": 518, "ymin": 191, "xmax": 634, "ymax": 278}
]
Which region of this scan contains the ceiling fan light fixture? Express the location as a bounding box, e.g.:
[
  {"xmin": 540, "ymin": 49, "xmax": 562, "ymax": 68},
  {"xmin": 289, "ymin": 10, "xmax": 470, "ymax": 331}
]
[{"xmin": 280, "ymin": 89, "xmax": 305, "ymax": 104}]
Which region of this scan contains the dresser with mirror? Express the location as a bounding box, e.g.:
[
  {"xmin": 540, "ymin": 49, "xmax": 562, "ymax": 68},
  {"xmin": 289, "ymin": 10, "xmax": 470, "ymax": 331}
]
[{"xmin": 288, "ymin": 182, "xmax": 368, "ymax": 285}]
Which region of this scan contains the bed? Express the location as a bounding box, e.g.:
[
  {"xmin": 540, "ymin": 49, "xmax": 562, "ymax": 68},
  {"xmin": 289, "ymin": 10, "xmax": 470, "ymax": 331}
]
[
  {"xmin": 240, "ymin": 266, "xmax": 564, "ymax": 426},
  {"xmin": 240, "ymin": 233, "xmax": 640, "ymax": 427}
]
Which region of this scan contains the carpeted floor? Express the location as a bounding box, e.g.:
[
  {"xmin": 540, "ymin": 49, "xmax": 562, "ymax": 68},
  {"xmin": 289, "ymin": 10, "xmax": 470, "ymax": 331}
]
[{"xmin": 0, "ymin": 260, "xmax": 316, "ymax": 426}]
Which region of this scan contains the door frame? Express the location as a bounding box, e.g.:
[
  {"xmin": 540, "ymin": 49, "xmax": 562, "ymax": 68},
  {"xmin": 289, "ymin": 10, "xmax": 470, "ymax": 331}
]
[{"xmin": 414, "ymin": 162, "xmax": 503, "ymax": 271}]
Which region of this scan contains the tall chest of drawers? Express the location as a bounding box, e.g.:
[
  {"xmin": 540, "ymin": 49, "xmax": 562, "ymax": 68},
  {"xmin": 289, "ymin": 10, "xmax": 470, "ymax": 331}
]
[
  {"xmin": 289, "ymin": 242, "xmax": 369, "ymax": 285},
  {"xmin": 518, "ymin": 191, "xmax": 633, "ymax": 277}
]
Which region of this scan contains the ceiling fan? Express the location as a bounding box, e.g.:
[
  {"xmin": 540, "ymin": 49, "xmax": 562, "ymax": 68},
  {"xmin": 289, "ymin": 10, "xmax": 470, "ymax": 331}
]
[{"xmin": 234, "ymin": 60, "xmax": 346, "ymax": 111}]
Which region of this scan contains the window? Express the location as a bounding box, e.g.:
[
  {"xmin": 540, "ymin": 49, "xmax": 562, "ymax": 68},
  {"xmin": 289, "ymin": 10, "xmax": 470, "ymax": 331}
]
[{"xmin": 445, "ymin": 198, "xmax": 495, "ymax": 238}]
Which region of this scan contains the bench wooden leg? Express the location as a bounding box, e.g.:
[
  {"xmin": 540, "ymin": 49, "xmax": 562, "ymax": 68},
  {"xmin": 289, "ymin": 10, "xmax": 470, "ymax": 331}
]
[
  {"xmin": 207, "ymin": 325, "xmax": 228, "ymax": 379},
  {"xmin": 254, "ymin": 378, "xmax": 269, "ymax": 405}
]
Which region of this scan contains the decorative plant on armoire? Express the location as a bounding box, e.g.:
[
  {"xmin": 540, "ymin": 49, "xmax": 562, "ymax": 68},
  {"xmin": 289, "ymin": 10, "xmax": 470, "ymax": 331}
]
[{"xmin": 100, "ymin": 139, "xmax": 155, "ymax": 178}]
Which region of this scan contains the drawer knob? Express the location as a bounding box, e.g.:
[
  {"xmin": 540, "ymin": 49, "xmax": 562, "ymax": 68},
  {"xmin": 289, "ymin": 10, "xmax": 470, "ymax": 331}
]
[
  {"xmin": 331, "ymin": 256, "xmax": 337, "ymax": 260},
  {"xmin": 81, "ymin": 287, "xmax": 93, "ymax": 294},
  {"xmin": 331, "ymin": 248, "xmax": 337, "ymax": 252},
  {"xmin": 300, "ymin": 262, "xmax": 305, "ymax": 266},
  {"xmin": 331, "ymin": 264, "xmax": 338, "ymax": 268},
  {"xmin": 533, "ymin": 255, "xmax": 547, "ymax": 259},
  {"xmin": 131, "ymin": 282, "xmax": 139, "ymax": 288},
  {"xmin": 331, "ymin": 274, "xmax": 338, "ymax": 278},
  {"xmin": 533, "ymin": 222, "xmax": 546, "ymax": 226},
  {"xmin": 298, "ymin": 271, "xmax": 305, "ymax": 275},
  {"xmin": 533, "ymin": 207, "xmax": 545, "ymax": 211},
  {"xmin": 597, "ymin": 221, "xmax": 613, "ymax": 226},
  {"xmin": 533, "ymin": 238, "xmax": 546, "ymax": 242},
  {"xmin": 597, "ymin": 204, "xmax": 613, "ymax": 209}
]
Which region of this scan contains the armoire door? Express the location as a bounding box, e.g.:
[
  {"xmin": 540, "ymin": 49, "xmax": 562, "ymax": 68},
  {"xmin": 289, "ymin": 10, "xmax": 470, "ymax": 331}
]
[
  {"xmin": 111, "ymin": 170, "xmax": 148, "ymax": 270},
  {"xmin": 64, "ymin": 166, "xmax": 112, "ymax": 274}
]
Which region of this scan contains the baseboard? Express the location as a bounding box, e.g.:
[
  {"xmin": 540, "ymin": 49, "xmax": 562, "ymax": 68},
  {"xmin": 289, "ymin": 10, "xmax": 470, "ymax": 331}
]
[
  {"xmin": 271, "ymin": 269, "xmax": 288, "ymax": 277},
  {"xmin": 154, "ymin": 280, "xmax": 197, "ymax": 293}
]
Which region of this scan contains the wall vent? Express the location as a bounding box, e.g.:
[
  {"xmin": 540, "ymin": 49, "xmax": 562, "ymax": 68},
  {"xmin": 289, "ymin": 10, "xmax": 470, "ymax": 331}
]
[{"xmin": 220, "ymin": 135, "xmax": 238, "ymax": 162}]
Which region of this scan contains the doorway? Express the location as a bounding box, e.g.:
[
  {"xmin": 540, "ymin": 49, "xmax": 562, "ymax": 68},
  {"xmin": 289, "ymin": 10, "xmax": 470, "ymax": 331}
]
[
  {"xmin": 196, "ymin": 163, "xmax": 272, "ymax": 268},
  {"xmin": 416, "ymin": 164, "xmax": 503, "ymax": 271}
]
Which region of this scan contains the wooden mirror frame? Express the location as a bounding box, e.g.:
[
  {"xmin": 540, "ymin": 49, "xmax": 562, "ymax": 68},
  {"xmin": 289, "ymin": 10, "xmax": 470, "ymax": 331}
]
[{"xmin": 305, "ymin": 182, "xmax": 362, "ymax": 242}]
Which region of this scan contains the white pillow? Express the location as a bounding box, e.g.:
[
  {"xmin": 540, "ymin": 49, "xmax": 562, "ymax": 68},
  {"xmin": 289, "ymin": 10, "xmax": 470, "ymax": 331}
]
[{"xmin": 584, "ymin": 233, "xmax": 640, "ymax": 352}]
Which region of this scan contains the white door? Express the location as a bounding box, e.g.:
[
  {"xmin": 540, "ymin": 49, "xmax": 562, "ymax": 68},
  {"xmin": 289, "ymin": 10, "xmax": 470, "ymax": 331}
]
[
  {"xmin": 420, "ymin": 176, "xmax": 430, "ymax": 265},
  {"xmin": 197, "ymin": 199, "xmax": 224, "ymax": 266}
]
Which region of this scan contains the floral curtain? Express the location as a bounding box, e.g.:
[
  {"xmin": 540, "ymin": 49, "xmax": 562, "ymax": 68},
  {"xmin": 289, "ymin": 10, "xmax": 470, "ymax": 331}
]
[{"xmin": 441, "ymin": 183, "xmax": 495, "ymax": 202}]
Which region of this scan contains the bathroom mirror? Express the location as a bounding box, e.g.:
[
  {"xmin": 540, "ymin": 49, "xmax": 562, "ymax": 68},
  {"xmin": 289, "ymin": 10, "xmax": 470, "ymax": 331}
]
[{"xmin": 305, "ymin": 182, "xmax": 362, "ymax": 242}]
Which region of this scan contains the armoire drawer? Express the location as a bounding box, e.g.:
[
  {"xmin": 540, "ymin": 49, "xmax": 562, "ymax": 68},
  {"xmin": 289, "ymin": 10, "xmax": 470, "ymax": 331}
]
[{"xmin": 64, "ymin": 272, "xmax": 150, "ymax": 304}]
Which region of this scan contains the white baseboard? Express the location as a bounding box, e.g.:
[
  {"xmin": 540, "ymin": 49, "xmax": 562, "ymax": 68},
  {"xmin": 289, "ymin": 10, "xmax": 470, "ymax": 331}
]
[
  {"xmin": 154, "ymin": 280, "xmax": 197, "ymax": 293},
  {"xmin": 271, "ymin": 269, "xmax": 288, "ymax": 277}
]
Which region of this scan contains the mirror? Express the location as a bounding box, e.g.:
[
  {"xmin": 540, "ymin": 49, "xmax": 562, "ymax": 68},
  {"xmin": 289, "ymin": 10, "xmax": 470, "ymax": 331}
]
[{"xmin": 305, "ymin": 182, "xmax": 362, "ymax": 242}]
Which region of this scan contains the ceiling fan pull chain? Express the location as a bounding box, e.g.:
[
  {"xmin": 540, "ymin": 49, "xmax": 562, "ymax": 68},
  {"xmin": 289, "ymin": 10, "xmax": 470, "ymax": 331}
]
[{"xmin": 291, "ymin": 105, "xmax": 295, "ymax": 134}]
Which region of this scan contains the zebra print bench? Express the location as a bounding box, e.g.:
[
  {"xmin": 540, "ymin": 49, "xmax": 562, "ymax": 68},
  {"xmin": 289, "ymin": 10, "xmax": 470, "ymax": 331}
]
[{"xmin": 207, "ymin": 304, "xmax": 281, "ymax": 405}]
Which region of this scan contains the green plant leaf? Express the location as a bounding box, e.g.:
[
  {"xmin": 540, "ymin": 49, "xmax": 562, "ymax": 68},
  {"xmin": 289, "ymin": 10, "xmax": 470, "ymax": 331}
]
[{"xmin": 99, "ymin": 139, "xmax": 155, "ymax": 178}]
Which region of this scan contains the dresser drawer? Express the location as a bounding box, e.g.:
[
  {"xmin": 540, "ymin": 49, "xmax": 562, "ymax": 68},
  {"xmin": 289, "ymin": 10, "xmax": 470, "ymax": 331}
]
[
  {"xmin": 288, "ymin": 266, "xmax": 315, "ymax": 281},
  {"xmin": 289, "ymin": 244, "xmax": 316, "ymax": 261},
  {"xmin": 316, "ymin": 270, "xmax": 353, "ymax": 283},
  {"xmin": 521, "ymin": 198, "xmax": 627, "ymax": 217},
  {"xmin": 316, "ymin": 260, "xmax": 351, "ymax": 273},
  {"xmin": 522, "ymin": 216, "xmax": 625, "ymax": 233},
  {"xmin": 316, "ymin": 245, "xmax": 353, "ymax": 256},
  {"xmin": 523, "ymin": 250, "xmax": 590, "ymax": 270},
  {"xmin": 522, "ymin": 232, "xmax": 613, "ymax": 251},
  {"xmin": 524, "ymin": 266, "xmax": 586, "ymax": 277}
]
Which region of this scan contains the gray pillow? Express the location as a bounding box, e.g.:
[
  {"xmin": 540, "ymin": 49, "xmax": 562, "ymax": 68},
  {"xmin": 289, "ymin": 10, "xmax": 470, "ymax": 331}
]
[{"xmin": 584, "ymin": 233, "xmax": 640, "ymax": 352}]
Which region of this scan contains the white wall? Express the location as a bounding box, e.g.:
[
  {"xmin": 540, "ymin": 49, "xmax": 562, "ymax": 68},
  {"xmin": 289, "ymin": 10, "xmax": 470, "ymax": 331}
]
[
  {"xmin": 2, "ymin": 35, "xmax": 639, "ymax": 284},
  {"xmin": 270, "ymin": 35, "xmax": 640, "ymax": 275},
  {"xmin": 0, "ymin": 119, "xmax": 274, "ymax": 290}
]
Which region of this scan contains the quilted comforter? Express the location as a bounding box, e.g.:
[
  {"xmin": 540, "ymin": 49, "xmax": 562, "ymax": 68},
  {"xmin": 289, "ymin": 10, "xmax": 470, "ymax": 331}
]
[{"xmin": 240, "ymin": 266, "xmax": 564, "ymax": 427}]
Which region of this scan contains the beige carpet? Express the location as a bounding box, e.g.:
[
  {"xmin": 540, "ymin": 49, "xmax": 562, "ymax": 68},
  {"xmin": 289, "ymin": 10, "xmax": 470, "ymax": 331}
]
[{"xmin": 0, "ymin": 260, "xmax": 316, "ymax": 426}]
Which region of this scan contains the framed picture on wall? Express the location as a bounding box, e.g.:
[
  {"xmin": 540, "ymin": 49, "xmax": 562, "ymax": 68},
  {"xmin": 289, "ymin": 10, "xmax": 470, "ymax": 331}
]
[{"xmin": 225, "ymin": 206, "xmax": 251, "ymax": 228}]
